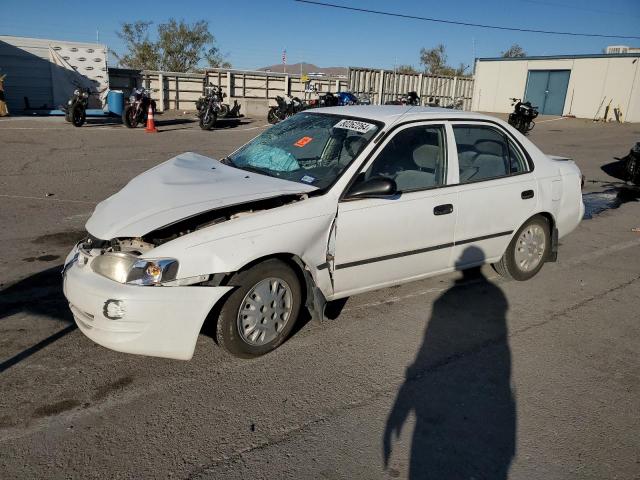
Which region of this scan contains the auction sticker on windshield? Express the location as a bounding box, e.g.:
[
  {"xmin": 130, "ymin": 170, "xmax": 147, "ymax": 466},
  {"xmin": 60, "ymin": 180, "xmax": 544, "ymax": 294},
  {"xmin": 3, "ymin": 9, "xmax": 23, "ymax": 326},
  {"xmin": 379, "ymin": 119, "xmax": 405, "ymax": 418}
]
[
  {"xmin": 294, "ymin": 136, "xmax": 313, "ymax": 147},
  {"xmin": 333, "ymin": 119, "xmax": 375, "ymax": 133}
]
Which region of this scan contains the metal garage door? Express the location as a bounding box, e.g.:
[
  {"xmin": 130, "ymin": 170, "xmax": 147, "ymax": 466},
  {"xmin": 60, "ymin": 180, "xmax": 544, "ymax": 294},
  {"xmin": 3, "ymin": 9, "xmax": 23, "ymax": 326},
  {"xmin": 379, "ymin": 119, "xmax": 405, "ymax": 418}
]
[{"xmin": 524, "ymin": 70, "xmax": 570, "ymax": 116}]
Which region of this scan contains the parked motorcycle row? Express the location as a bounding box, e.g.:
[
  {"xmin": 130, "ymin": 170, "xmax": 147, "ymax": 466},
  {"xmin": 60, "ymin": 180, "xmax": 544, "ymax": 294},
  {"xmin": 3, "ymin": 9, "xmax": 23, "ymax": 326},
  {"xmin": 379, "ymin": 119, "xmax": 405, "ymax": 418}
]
[
  {"xmin": 266, "ymin": 91, "xmax": 365, "ymax": 125},
  {"xmin": 63, "ymin": 80, "xmax": 544, "ymax": 137}
]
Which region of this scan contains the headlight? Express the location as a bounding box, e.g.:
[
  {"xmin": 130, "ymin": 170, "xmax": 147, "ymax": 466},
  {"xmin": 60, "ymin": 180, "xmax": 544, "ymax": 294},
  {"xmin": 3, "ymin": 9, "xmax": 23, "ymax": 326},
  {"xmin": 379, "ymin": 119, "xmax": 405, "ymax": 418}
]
[
  {"xmin": 91, "ymin": 253, "xmax": 178, "ymax": 285},
  {"xmin": 82, "ymin": 92, "xmax": 89, "ymax": 98},
  {"xmin": 73, "ymin": 89, "xmax": 80, "ymax": 96}
]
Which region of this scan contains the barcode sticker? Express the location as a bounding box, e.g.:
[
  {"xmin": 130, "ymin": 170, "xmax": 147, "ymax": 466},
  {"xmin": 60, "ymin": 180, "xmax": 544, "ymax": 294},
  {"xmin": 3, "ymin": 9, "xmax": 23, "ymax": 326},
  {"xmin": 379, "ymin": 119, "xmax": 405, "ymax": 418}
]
[{"xmin": 333, "ymin": 119, "xmax": 375, "ymax": 133}]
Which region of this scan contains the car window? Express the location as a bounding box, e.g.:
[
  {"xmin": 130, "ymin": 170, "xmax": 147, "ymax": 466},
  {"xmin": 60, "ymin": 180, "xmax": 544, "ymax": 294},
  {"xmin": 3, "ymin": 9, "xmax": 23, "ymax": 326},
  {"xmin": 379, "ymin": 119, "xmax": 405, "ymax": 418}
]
[
  {"xmin": 364, "ymin": 125, "xmax": 447, "ymax": 191},
  {"xmin": 453, "ymin": 125, "xmax": 514, "ymax": 182},
  {"xmin": 508, "ymin": 140, "xmax": 527, "ymax": 174}
]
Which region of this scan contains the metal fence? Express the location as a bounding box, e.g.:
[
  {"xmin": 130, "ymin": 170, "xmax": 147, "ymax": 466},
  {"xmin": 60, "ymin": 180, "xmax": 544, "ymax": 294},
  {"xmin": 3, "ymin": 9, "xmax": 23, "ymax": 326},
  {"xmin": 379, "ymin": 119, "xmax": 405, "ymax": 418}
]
[
  {"xmin": 348, "ymin": 67, "xmax": 474, "ymax": 110},
  {"xmin": 108, "ymin": 66, "xmax": 474, "ymax": 113},
  {"xmin": 109, "ymin": 67, "xmax": 349, "ymax": 112}
]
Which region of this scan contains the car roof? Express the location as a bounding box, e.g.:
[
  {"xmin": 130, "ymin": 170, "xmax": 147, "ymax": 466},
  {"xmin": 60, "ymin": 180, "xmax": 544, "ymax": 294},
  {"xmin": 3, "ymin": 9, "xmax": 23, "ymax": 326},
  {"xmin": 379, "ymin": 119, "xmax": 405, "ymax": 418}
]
[{"xmin": 308, "ymin": 105, "xmax": 498, "ymax": 125}]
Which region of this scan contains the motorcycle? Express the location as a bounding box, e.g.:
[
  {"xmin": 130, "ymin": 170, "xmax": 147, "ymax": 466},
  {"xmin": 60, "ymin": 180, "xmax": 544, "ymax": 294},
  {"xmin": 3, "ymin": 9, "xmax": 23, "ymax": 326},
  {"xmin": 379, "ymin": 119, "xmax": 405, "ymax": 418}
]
[
  {"xmin": 622, "ymin": 142, "xmax": 640, "ymax": 185},
  {"xmin": 337, "ymin": 91, "xmax": 359, "ymax": 106},
  {"xmin": 64, "ymin": 86, "xmax": 91, "ymax": 127},
  {"xmin": 267, "ymin": 95, "xmax": 305, "ymax": 124},
  {"xmin": 196, "ymin": 83, "xmax": 225, "ymax": 130},
  {"xmin": 385, "ymin": 91, "xmax": 420, "ymax": 106},
  {"xmin": 123, "ymin": 87, "xmax": 156, "ymax": 128},
  {"xmin": 508, "ymin": 98, "xmax": 538, "ymax": 135}
]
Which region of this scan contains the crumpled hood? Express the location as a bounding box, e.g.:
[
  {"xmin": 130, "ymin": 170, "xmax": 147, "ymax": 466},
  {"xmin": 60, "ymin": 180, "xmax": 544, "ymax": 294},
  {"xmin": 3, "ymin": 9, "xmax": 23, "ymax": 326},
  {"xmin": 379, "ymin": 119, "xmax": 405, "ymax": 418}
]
[{"xmin": 86, "ymin": 152, "xmax": 316, "ymax": 239}]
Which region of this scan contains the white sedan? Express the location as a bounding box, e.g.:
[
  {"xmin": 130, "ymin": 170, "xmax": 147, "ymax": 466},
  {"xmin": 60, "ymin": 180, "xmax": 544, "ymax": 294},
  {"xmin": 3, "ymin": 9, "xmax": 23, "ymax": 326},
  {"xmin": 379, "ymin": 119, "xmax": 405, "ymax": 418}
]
[{"xmin": 62, "ymin": 106, "xmax": 584, "ymax": 359}]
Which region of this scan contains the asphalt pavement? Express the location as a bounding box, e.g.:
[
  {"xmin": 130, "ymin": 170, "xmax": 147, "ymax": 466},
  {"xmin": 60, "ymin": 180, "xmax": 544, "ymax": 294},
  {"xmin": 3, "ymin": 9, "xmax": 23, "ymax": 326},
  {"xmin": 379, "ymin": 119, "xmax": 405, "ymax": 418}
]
[{"xmin": 0, "ymin": 112, "xmax": 639, "ymax": 479}]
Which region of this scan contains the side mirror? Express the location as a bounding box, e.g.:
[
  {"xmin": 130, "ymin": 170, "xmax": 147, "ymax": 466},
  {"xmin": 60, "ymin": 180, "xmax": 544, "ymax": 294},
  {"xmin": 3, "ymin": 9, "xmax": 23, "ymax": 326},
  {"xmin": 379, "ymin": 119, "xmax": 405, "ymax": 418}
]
[{"xmin": 345, "ymin": 176, "xmax": 397, "ymax": 199}]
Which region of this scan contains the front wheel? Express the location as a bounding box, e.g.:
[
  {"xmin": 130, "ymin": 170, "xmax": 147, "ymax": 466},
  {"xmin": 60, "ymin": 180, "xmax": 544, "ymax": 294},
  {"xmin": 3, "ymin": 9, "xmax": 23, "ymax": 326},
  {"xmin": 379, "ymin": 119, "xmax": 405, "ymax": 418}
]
[
  {"xmin": 71, "ymin": 104, "xmax": 86, "ymax": 127},
  {"xmin": 199, "ymin": 109, "xmax": 216, "ymax": 130},
  {"xmin": 122, "ymin": 105, "xmax": 138, "ymax": 128},
  {"xmin": 216, "ymin": 259, "xmax": 302, "ymax": 358},
  {"xmin": 493, "ymin": 215, "xmax": 550, "ymax": 281},
  {"xmin": 267, "ymin": 107, "xmax": 281, "ymax": 124}
]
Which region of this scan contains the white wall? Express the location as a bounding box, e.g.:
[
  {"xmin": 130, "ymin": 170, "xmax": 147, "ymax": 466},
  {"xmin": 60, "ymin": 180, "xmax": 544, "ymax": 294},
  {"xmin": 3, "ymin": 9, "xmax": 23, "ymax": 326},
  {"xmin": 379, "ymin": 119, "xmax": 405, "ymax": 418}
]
[{"xmin": 471, "ymin": 56, "xmax": 640, "ymax": 122}]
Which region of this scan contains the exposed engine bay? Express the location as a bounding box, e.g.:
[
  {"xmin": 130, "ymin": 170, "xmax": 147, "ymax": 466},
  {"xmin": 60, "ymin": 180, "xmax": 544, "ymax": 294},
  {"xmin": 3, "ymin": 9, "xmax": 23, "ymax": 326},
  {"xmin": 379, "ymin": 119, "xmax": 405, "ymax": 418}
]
[{"xmin": 81, "ymin": 193, "xmax": 307, "ymax": 255}]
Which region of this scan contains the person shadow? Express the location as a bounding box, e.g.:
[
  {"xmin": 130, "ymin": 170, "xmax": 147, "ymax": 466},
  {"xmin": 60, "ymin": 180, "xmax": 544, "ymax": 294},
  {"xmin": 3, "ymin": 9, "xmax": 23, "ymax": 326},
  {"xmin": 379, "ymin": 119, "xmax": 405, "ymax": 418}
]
[{"xmin": 383, "ymin": 246, "xmax": 515, "ymax": 479}]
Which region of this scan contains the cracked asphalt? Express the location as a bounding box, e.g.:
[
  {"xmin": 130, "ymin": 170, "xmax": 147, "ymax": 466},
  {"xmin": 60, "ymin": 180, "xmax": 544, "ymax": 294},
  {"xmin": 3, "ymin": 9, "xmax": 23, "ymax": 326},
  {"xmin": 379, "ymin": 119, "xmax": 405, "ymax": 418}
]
[{"xmin": 0, "ymin": 113, "xmax": 639, "ymax": 479}]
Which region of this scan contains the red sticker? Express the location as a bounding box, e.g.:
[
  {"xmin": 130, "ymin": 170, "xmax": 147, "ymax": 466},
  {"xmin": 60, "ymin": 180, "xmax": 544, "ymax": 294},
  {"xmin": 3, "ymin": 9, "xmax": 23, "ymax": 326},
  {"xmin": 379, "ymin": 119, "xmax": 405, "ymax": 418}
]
[{"xmin": 294, "ymin": 136, "xmax": 313, "ymax": 147}]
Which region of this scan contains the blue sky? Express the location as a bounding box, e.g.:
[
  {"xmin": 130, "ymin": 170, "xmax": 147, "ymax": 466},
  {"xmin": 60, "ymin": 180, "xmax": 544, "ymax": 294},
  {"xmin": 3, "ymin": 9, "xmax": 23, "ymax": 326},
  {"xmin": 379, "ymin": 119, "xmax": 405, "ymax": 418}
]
[{"xmin": 1, "ymin": 0, "xmax": 638, "ymax": 70}]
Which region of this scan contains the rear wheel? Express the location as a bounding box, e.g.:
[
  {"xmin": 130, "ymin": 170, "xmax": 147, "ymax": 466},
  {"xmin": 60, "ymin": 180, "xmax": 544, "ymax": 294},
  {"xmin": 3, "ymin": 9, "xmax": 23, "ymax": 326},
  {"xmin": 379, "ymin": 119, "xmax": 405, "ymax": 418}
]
[
  {"xmin": 71, "ymin": 104, "xmax": 85, "ymax": 127},
  {"xmin": 216, "ymin": 259, "xmax": 302, "ymax": 358},
  {"xmin": 493, "ymin": 215, "xmax": 550, "ymax": 281}
]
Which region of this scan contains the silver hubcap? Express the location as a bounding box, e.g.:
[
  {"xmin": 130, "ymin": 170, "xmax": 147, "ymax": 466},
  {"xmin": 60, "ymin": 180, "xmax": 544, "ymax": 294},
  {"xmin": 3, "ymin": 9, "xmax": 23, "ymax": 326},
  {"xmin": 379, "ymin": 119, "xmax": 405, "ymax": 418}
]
[
  {"xmin": 237, "ymin": 278, "xmax": 293, "ymax": 346},
  {"xmin": 514, "ymin": 225, "xmax": 546, "ymax": 272}
]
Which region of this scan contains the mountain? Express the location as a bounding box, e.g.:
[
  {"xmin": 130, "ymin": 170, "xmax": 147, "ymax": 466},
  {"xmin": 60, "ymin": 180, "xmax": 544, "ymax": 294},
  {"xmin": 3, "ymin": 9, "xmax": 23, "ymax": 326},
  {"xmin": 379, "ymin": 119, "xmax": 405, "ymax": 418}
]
[{"xmin": 257, "ymin": 62, "xmax": 348, "ymax": 77}]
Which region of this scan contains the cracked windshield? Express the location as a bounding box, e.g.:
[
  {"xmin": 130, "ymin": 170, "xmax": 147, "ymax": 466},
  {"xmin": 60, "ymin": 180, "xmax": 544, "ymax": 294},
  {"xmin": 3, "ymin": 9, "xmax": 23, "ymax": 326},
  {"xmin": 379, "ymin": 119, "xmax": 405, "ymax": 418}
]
[{"xmin": 227, "ymin": 112, "xmax": 381, "ymax": 189}]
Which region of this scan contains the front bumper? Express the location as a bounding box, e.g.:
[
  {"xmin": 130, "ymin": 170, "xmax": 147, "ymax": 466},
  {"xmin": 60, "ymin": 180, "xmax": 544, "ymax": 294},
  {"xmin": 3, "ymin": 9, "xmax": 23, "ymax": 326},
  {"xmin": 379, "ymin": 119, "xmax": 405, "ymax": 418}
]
[{"xmin": 62, "ymin": 254, "xmax": 232, "ymax": 360}]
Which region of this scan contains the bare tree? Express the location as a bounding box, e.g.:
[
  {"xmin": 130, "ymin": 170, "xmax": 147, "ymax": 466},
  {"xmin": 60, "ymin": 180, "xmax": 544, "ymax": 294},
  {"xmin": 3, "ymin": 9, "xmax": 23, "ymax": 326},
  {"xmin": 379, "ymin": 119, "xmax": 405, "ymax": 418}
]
[
  {"xmin": 501, "ymin": 44, "xmax": 527, "ymax": 58},
  {"xmin": 114, "ymin": 19, "xmax": 230, "ymax": 72}
]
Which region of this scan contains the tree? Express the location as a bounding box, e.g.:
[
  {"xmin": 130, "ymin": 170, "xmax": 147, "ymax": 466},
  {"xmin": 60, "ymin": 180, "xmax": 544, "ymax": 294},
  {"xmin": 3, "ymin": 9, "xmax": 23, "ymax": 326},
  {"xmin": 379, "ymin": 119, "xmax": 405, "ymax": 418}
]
[
  {"xmin": 114, "ymin": 19, "xmax": 230, "ymax": 71},
  {"xmin": 419, "ymin": 44, "xmax": 469, "ymax": 77},
  {"xmin": 420, "ymin": 44, "xmax": 448, "ymax": 75},
  {"xmin": 501, "ymin": 44, "xmax": 526, "ymax": 58},
  {"xmin": 396, "ymin": 64, "xmax": 418, "ymax": 74}
]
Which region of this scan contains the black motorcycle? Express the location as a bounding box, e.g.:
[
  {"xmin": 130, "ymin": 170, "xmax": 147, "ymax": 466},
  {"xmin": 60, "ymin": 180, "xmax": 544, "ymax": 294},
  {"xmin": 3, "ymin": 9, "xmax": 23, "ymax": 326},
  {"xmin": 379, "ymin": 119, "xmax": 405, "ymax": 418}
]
[
  {"xmin": 64, "ymin": 87, "xmax": 90, "ymax": 127},
  {"xmin": 123, "ymin": 87, "xmax": 156, "ymax": 128},
  {"xmin": 196, "ymin": 83, "xmax": 225, "ymax": 130},
  {"xmin": 623, "ymin": 142, "xmax": 640, "ymax": 185},
  {"xmin": 385, "ymin": 91, "xmax": 420, "ymax": 106},
  {"xmin": 508, "ymin": 98, "xmax": 538, "ymax": 134},
  {"xmin": 267, "ymin": 95, "xmax": 305, "ymax": 124}
]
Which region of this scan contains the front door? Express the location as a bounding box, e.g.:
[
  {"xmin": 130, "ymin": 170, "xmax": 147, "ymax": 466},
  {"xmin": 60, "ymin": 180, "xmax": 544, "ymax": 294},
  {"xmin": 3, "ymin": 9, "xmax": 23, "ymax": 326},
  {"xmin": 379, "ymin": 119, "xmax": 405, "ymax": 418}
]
[
  {"xmin": 332, "ymin": 123, "xmax": 457, "ymax": 297},
  {"xmin": 524, "ymin": 70, "xmax": 571, "ymax": 116}
]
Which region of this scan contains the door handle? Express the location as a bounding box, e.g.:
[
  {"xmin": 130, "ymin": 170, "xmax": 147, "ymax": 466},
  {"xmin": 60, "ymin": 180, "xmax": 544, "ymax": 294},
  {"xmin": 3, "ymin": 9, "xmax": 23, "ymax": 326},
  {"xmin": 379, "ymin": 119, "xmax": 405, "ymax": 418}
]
[
  {"xmin": 433, "ymin": 204, "xmax": 454, "ymax": 215},
  {"xmin": 521, "ymin": 190, "xmax": 535, "ymax": 199}
]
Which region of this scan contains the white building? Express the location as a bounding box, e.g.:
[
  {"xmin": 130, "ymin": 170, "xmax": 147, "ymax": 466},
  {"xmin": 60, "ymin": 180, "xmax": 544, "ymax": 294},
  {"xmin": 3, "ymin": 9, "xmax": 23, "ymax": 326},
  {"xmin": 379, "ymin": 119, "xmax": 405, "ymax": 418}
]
[
  {"xmin": 471, "ymin": 53, "xmax": 640, "ymax": 122},
  {"xmin": 0, "ymin": 35, "xmax": 108, "ymax": 112}
]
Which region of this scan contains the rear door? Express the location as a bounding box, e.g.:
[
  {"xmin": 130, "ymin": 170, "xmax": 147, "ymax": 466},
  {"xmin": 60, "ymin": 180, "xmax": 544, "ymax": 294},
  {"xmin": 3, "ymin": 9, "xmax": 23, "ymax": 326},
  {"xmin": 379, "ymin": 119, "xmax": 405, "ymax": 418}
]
[{"xmin": 450, "ymin": 122, "xmax": 538, "ymax": 267}]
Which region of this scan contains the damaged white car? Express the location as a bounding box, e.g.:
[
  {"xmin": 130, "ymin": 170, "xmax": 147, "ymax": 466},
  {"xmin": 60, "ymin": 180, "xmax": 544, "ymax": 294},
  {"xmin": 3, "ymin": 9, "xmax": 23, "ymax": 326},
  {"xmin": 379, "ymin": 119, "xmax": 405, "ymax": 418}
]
[{"xmin": 62, "ymin": 106, "xmax": 584, "ymax": 360}]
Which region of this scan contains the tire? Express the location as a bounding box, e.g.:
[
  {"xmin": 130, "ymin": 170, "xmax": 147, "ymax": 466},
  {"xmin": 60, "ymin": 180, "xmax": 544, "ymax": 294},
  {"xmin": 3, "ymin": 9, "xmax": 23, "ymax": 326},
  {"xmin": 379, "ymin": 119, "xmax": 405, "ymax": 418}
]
[
  {"xmin": 216, "ymin": 259, "xmax": 302, "ymax": 358},
  {"xmin": 493, "ymin": 215, "xmax": 550, "ymax": 281},
  {"xmin": 218, "ymin": 104, "xmax": 230, "ymax": 118},
  {"xmin": 199, "ymin": 109, "xmax": 216, "ymax": 130},
  {"xmin": 122, "ymin": 105, "xmax": 137, "ymax": 128},
  {"xmin": 71, "ymin": 104, "xmax": 86, "ymax": 127},
  {"xmin": 267, "ymin": 107, "xmax": 280, "ymax": 125},
  {"xmin": 64, "ymin": 109, "xmax": 72, "ymax": 122}
]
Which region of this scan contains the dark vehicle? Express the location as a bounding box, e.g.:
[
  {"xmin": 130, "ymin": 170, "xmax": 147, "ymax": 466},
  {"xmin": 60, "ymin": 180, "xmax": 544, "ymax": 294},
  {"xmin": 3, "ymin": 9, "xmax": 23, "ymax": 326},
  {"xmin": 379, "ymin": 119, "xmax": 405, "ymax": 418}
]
[
  {"xmin": 267, "ymin": 95, "xmax": 305, "ymax": 124},
  {"xmin": 508, "ymin": 98, "xmax": 538, "ymax": 134},
  {"xmin": 64, "ymin": 87, "xmax": 90, "ymax": 127},
  {"xmin": 123, "ymin": 87, "xmax": 156, "ymax": 128},
  {"xmin": 385, "ymin": 91, "xmax": 420, "ymax": 106},
  {"xmin": 623, "ymin": 142, "xmax": 640, "ymax": 185},
  {"xmin": 196, "ymin": 83, "xmax": 225, "ymax": 130}
]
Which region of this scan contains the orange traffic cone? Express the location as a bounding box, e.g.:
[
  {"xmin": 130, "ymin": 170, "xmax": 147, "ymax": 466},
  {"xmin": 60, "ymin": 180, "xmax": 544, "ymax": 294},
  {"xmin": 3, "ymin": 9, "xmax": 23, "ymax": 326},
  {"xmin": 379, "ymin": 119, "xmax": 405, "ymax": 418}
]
[{"xmin": 145, "ymin": 104, "xmax": 157, "ymax": 133}]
